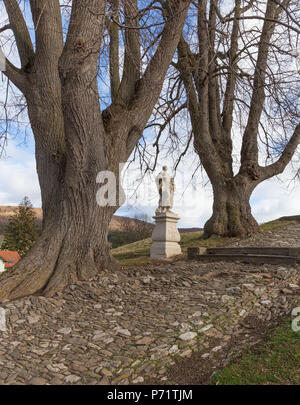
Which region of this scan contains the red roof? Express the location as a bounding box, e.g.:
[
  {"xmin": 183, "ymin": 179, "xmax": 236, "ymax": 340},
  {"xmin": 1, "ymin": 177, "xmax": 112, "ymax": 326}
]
[{"xmin": 0, "ymin": 251, "xmax": 21, "ymax": 268}]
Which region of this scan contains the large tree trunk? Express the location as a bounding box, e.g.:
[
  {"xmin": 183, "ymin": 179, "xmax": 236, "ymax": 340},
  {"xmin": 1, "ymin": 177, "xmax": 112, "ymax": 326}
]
[
  {"xmin": 175, "ymin": 1, "xmax": 300, "ymax": 240},
  {"xmin": 203, "ymin": 177, "xmax": 260, "ymax": 238},
  {"xmin": 0, "ymin": 198, "xmax": 118, "ymax": 302},
  {"xmin": 0, "ymin": 81, "xmax": 124, "ymax": 302},
  {"xmin": 0, "ymin": 0, "xmax": 192, "ymax": 302},
  {"xmin": 0, "ymin": 126, "xmax": 120, "ymax": 301},
  {"xmin": 0, "ymin": 68, "xmax": 123, "ymax": 302}
]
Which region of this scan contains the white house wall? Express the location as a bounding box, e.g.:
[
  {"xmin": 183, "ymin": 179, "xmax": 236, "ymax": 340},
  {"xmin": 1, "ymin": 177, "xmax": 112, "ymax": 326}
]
[{"xmin": 0, "ymin": 259, "xmax": 5, "ymax": 272}]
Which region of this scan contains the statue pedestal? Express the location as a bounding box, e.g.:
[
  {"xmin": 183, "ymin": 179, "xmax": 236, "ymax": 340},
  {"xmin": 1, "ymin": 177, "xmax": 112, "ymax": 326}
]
[{"xmin": 150, "ymin": 211, "xmax": 182, "ymax": 259}]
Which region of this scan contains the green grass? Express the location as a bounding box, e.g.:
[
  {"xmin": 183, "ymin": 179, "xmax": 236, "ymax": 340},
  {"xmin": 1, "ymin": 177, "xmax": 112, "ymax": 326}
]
[
  {"xmin": 111, "ymin": 231, "xmax": 234, "ymax": 266},
  {"xmin": 259, "ymin": 219, "xmax": 294, "ymax": 232},
  {"xmin": 212, "ymin": 318, "xmax": 300, "ymax": 385},
  {"xmin": 111, "ymin": 237, "xmax": 153, "ymax": 266},
  {"xmin": 111, "ymin": 218, "xmax": 296, "ymax": 267}
]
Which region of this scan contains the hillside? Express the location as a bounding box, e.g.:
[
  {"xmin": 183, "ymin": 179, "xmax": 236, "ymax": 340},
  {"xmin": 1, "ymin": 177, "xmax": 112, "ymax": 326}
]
[
  {"xmin": 0, "ymin": 206, "xmax": 151, "ymax": 235},
  {"xmin": 0, "ymin": 206, "xmax": 202, "ymax": 236},
  {"xmin": 0, "ymin": 206, "xmax": 43, "ymax": 234},
  {"xmin": 111, "ymin": 217, "xmax": 297, "ymax": 266},
  {"xmin": 0, "ymin": 205, "xmax": 202, "ymax": 249}
]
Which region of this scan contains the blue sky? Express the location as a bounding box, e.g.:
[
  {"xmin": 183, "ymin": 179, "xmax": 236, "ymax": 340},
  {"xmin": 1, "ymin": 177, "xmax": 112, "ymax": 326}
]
[
  {"xmin": 0, "ymin": 2, "xmax": 300, "ymax": 228},
  {"xmin": 1, "ymin": 132, "xmax": 299, "ymax": 228}
]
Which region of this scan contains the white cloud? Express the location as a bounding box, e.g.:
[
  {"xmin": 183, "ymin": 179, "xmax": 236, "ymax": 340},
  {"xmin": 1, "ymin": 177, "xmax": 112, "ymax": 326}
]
[
  {"xmin": 118, "ymin": 152, "xmax": 300, "ymax": 228},
  {"xmin": 0, "ymin": 134, "xmax": 299, "ymax": 228},
  {"xmin": 0, "ymin": 138, "xmax": 41, "ymax": 207},
  {"xmin": 0, "ymin": 2, "xmax": 299, "ymax": 227},
  {"xmin": 251, "ymin": 174, "xmax": 300, "ymax": 224}
]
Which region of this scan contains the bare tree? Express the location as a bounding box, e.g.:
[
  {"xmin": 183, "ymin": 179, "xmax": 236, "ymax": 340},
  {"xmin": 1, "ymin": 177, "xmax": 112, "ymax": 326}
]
[
  {"xmin": 151, "ymin": 0, "xmax": 300, "ymax": 237},
  {"xmin": 0, "ymin": 0, "xmax": 191, "ymax": 301},
  {"xmin": 133, "ymin": 212, "xmax": 154, "ymax": 238}
]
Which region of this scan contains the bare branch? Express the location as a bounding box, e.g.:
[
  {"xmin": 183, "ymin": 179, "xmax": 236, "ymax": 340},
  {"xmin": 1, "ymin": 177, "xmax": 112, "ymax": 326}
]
[
  {"xmin": 117, "ymin": 0, "xmax": 141, "ymax": 104},
  {"xmin": 60, "ymin": 0, "xmax": 106, "ymax": 77},
  {"xmin": 223, "ymin": 15, "xmax": 300, "ymax": 35},
  {"xmin": 0, "ymin": 24, "xmax": 11, "ymax": 34},
  {"xmin": 240, "ymin": 0, "xmax": 281, "ymax": 170},
  {"xmin": 3, "ymin": 0, "xmax": 35, "ymax": 68},
  {"xmin": 262, "ymin": 123, "xmax": 300, "ymax": 179},
  {"xmin": 106, "ymin": 1, "xmax": 121, "ymax": 102},
  {"xmin": 222, "ymin": 0, "xmax": 241, "ymax": 138},
  {"xmin": 29, "ymin": 0, "xmax": 63, "ymax": 65},
  {"xmin": 2, "ymin": 59, "xmax": 26, "ymax": 91},
  {"xmin": 126, "ymin": 0, "xmax": 192, "ymax": 154}
]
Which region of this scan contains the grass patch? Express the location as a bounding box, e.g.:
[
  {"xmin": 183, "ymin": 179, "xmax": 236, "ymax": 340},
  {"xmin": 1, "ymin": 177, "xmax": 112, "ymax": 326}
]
[
  {"xmin": 111, "ymin": 218, "xmax": 296, "ymax": 267},
  {"xmin": 182, "ymin": 233, "xmax": 233, "ymax": 250},
  {"xmin": 111, "ymin": 231, "xmax": 227, "ymax": 266},
  {"xmin": 111, "ymin": 231, "xmax": 233, "ymax": 266},
  {"xmin": 212, "ymin": 318, "xmax": 300, "ymax": 385},
  {"xmin": 111, "ymin": 239, "xmax": 152, "ymax": 266},
  {"xmin": 111, "ymin": 238, "xmax": 152, "ymax": 255},
  {"xmin": 259, "ymin": 219, "xmax": 295, "ymax": 233},
  {"xmin": 113, "ymin": 255, "xmax": 155, "ymax": 267}
]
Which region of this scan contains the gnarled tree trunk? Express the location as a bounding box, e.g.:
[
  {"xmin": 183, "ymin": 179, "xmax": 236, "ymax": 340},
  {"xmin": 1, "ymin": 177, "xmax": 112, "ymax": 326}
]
[
  {"xmin": 0, "ymin": 76, "xmax": 121, "ymax": 300},
  {"xmin": 175, "ymin": 0, "xmax": 300, "ymax": 238},
  {"xmin": 204, "ymin": 177, "xmax": 260, "ymax": 237},
  {"xmin": 0, "ymin": 0, "xmax": 191, "ymax": 301}
]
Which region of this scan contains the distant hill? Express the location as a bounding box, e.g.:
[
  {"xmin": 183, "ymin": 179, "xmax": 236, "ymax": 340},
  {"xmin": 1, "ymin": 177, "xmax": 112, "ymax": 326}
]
[
  {"xmin": 179, "ymin": 227, "xmax": 203, "ymax": 233},
  {"xmin": 0, "ymin": 206, "xmax": 153, "ymax": 235},
  {"xmin": 0, "ymin": 206, "xmax": 202, "ymax": 237},
  {"xmin": 109, "ymin": 215, "xmax": 154, "ymax": 232},
  {"xmin": 0, "ymin": 206, "xmax": 43, "ymax": 235}
]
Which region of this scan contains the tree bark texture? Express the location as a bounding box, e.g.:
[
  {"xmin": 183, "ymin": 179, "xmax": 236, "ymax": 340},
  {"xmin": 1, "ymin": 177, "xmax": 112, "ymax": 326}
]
[
  {"xmin": 176, "ymin": 0, "xmax": 300, "ymax": 237},
  {"xmin": 0, "ymin": 0, "xmax": 191, "ymax": 301}
]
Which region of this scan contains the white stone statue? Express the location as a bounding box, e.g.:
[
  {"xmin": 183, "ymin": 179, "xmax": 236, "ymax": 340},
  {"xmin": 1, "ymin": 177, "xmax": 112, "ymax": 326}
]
[
  {"xmin": 155, "ymin": 166, "xmax": 175, "ymax": 214},
  {"xmin": 150, "ymin": 165, "xmax": 181, "ymax": 259}
]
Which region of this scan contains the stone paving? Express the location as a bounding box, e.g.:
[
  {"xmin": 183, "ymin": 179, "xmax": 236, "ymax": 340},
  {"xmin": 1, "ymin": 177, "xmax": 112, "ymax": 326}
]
[
  {"xmin": 231, "ymin": 221, "xmax": 300, "ymax": 247},
  {"xmin": 0, "ymin": 222, "xmax": 299, "ymax": 385}
]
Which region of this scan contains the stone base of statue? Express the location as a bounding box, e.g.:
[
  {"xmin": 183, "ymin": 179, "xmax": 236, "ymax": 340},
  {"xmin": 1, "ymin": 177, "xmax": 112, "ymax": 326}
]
[{"xmin": 150, "ymin": 210, "xmax": 182, "ymax": 259}]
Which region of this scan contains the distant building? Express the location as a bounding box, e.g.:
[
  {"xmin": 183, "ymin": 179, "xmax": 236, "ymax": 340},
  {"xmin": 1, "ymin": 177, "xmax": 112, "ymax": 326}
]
[{"xmin": 0, "ymin": 251, "xmax": 21, "ymax": 272}]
